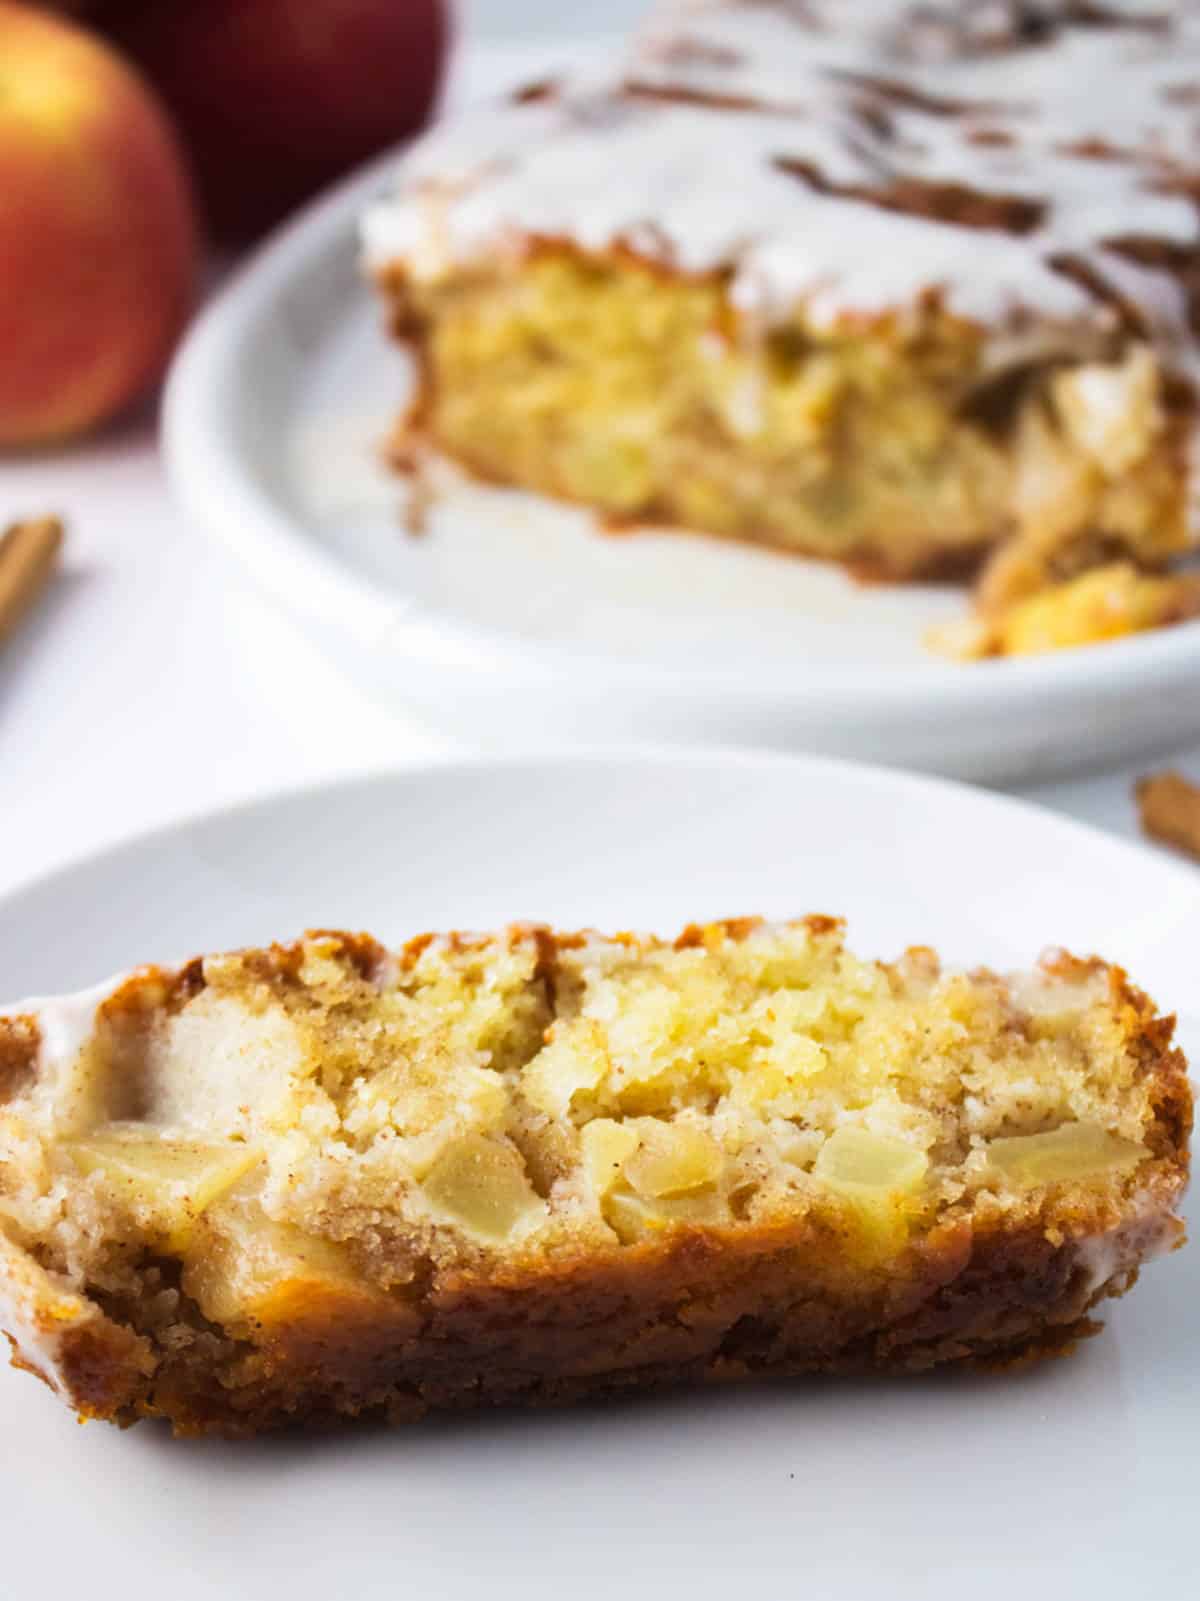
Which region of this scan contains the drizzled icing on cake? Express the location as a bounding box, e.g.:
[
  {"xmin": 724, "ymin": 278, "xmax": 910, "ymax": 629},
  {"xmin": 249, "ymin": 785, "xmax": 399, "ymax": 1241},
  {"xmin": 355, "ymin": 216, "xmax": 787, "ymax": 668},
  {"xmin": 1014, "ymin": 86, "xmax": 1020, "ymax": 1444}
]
[
  {"xmin": 11, "ymin": 974, "xmax": 130, "ymax": 1131},
  {"xmin": 363, "ymin": 0, "xmax": 1200, "ymax": 359}
]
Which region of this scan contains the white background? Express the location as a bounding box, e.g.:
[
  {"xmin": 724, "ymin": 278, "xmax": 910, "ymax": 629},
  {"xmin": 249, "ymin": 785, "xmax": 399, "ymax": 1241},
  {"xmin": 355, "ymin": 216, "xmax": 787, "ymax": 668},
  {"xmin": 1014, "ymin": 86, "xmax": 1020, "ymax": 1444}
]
[{"xmin": 1, "ymin": 0, "xmax": 1197, "ymax": 902}]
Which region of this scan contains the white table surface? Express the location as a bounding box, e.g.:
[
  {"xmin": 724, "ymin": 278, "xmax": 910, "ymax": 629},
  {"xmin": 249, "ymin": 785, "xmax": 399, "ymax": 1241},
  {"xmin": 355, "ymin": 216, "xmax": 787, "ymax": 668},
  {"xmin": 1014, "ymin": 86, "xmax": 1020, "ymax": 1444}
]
[{"xmin": 2, "ymin": 12, "xmax": 1199, "ymax": 904}]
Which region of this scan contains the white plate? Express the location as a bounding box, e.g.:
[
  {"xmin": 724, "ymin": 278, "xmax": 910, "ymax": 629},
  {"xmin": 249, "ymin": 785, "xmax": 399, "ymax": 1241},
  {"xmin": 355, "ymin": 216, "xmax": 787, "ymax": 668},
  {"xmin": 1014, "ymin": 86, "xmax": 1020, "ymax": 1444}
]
[
  {"xmin": 164, "ymin": 41, "xmax": 1200, "ymax": 785},
  {"xmin": 163, "ymin": 44, "xmax": 1200, "ymax": 784},
  {"xmin": 0, "ymin": 750, "xmax": 1195, "ymax": 1599}
]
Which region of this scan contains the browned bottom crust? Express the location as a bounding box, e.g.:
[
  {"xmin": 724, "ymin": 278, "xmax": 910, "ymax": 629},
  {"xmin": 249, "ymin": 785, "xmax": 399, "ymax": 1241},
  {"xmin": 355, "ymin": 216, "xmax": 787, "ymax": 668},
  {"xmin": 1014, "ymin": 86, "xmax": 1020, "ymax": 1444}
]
[{"xmin": 8, "ymin": 1197, "xmax": 1173, "ymax": 1439}]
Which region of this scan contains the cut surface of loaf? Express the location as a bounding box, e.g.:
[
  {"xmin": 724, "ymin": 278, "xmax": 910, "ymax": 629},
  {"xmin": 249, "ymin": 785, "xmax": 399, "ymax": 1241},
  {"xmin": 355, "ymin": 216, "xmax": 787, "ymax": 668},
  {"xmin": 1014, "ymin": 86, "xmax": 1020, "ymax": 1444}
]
[
  {"xmin": 0, "ymin": 919, "xmax": 1190, "ymax": 1436},
  {"xmin": 365, "ymin": 1, "xmax": 1200, "ymax": 600}
]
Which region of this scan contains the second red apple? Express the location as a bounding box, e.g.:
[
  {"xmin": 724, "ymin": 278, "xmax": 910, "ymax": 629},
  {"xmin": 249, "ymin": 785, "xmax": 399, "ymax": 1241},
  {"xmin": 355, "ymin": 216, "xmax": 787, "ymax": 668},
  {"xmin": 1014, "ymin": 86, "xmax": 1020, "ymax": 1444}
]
[{"xmin": 111, "ymin": 0, "xmax": 450, "ymax": 240}]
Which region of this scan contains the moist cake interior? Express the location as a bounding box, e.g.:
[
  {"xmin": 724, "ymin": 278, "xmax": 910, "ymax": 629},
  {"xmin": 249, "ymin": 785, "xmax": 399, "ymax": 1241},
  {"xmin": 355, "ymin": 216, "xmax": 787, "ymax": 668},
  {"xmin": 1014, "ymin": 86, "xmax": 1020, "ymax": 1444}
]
[
  {"xmin": 0, "ymin": 920, "xmax": 1177, "ymax": 1325},
  {"xmin": 390, "ymin": 255, "xmax": 1185, "ymax": 589}
]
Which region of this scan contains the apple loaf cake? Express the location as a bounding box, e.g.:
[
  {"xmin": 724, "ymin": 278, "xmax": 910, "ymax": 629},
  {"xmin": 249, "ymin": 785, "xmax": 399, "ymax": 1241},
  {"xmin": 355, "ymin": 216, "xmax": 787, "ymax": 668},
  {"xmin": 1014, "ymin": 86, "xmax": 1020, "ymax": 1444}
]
[
  {"xmin": 0, "ymin": 918, "xmax": 1189, "ymax": 1437},
  {"xmin": 363, "ymin": 0, "xmax": 1200, "ymax": 605}
]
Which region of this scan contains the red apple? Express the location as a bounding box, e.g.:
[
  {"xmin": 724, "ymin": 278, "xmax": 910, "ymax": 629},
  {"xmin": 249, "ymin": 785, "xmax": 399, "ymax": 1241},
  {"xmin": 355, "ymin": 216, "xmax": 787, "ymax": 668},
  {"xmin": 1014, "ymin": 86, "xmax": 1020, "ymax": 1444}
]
[
  {"xmin": 0, "ymin": 3, "xmax": 198, "ymax": 447},
  {"xmin": 111, "ymin": 0, "xmax": 450, "ymax": 241}
]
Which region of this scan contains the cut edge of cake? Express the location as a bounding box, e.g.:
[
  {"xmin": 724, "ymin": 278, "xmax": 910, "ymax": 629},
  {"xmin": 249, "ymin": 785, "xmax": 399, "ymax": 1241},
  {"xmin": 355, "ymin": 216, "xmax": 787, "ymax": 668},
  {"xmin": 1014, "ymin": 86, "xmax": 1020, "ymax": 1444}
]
[{"xmin": 0, "ymin": 919, "xmax": 1190, "ymax": 1435}]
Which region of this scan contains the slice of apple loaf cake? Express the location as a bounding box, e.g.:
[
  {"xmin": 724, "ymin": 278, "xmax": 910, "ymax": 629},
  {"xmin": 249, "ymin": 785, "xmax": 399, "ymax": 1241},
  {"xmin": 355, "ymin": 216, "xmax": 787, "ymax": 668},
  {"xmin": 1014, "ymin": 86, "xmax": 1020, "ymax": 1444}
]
[{"xmin": 0, "ymin": 918, "xmax": 1189, "ymax": 1436}]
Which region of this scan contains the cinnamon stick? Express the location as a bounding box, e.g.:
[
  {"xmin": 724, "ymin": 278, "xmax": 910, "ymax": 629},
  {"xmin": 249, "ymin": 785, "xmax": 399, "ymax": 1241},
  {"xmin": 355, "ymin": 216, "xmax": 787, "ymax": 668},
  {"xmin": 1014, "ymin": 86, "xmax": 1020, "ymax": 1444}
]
[
  {"xmin": 1135, "ymin": 770, "xmax": 1200, "ymax": 862},
  {"xmin": 0, "ymin": 517, "xmax": 63, "ymax": 647}
]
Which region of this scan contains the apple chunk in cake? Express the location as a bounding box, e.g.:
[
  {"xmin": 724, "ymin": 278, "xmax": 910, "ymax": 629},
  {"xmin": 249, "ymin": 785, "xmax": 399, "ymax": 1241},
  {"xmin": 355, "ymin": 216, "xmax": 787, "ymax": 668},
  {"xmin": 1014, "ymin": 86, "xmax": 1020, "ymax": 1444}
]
[{"xmin": 0, "ymin": 919, "xmax": 1190, "ymax": 1436}]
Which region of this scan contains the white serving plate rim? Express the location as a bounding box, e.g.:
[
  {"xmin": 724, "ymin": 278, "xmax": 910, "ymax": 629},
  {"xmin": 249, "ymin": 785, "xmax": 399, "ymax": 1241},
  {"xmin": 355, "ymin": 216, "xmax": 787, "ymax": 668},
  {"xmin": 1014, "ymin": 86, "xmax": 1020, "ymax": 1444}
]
[
  {"xmin": 2, "ymin": 743, "xmax": 1195, "ymax": 935},
  {"xmin": 163, "ymin": 121, "xmax": 1200, "ymax": 712}
]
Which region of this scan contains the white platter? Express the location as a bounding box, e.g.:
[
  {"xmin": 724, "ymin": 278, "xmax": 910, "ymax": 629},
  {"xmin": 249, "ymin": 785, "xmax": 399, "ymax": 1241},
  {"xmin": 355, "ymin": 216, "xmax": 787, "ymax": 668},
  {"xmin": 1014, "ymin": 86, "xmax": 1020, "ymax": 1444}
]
[
  {"xmin": 0, "ymin": 750, "xmax": 1196, "ymax": 1599},
  {"xmin": 163, "ymin": 44, "xmax": 1200, "ymax": 785}
]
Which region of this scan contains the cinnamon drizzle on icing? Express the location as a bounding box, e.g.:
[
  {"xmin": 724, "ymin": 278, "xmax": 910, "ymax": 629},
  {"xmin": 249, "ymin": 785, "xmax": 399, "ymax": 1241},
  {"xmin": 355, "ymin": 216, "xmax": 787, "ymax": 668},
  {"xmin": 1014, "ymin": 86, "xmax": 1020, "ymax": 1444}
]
[{"xmin": 362, "ymin": 1, "xmax": 1200, "ymax": 505}]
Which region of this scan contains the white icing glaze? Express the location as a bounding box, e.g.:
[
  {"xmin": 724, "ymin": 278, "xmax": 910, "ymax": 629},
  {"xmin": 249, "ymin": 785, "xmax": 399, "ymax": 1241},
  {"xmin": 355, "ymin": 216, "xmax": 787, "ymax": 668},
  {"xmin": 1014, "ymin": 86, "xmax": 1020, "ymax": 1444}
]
[
  {"xmin": 5, "ymin": 973, "xmax": 135, "ymax": 1131},
  {"xmin": 362, "ymin": 0, "xmax": 1200, "ymax": 390},
  {"xmin": 1072, "ymin": 1195, "xmax": 1185, "ymax": 1299},
  {"xmin": 21, "ymin": 976, "xmax": 124, "ymax": 1076}
]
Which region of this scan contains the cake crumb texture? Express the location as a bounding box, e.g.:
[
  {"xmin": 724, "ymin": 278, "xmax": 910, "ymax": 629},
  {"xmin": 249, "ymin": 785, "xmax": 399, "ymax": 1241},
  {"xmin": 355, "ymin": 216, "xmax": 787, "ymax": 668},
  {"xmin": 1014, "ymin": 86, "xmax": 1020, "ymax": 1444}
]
[{"xmin": 0, "ymin": 919, "xmax": 1190, "ymax": 1435}]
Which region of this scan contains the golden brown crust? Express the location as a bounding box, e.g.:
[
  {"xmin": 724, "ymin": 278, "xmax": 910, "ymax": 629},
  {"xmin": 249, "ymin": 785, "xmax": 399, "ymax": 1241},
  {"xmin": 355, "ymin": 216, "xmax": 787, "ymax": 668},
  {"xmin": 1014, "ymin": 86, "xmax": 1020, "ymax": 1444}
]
[
  {"xmin": 596, "ymin": 502, "xmax": 992, "ymax": 585},
  {"xmin": 0, "ymin": 1013, "xmax": 38, "ymax": 1104},
  {"xmin": 32, "ymin": 1191, "xmax": 1182, "ymax": 1438},
  {"xmin": 6, "ymin": 1315, "xmax": 152, "ymax": 1419},
  {"xmin": 1, "ymin": 926, "xmax": 1190, "ymax": 1438}
]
